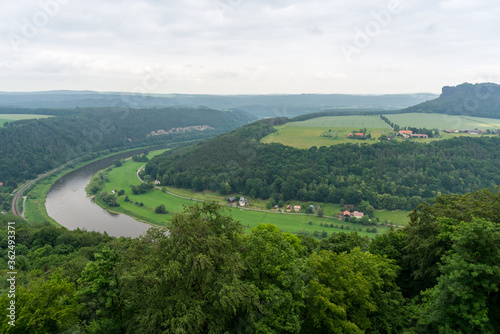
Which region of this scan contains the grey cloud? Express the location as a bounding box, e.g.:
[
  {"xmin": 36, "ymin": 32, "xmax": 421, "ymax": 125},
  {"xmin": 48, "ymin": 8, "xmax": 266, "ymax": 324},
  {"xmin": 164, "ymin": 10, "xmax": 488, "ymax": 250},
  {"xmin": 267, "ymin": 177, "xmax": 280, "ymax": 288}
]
[{"xmin": 1, "ymin": 0, "xmax": 499, "ymax": 93}]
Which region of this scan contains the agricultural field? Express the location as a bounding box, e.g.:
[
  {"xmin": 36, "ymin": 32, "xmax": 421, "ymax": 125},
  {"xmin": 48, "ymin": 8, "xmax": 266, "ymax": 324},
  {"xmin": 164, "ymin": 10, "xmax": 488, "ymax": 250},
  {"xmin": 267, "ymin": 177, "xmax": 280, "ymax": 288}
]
[
  {"xmin": 290, "ymin": 115, "xmax": 391, "ymax": 128},
  {"xmin": 261, "ymin": 113, "xmax": 500, "ymax": 149},
  {"xmin": 0, "ymin": 114, "xmax": 52, "ymax": 126},
  {"xmin": 384, "ymin": 113, "xmax": 500, "ymax": 130},
  {"xmin": 95, "ymin": 156, "xmax": 406, "ymax": 237},
  {"xmin": 261, "ymin": 116, "xmax": 391, "ymax": 149}
]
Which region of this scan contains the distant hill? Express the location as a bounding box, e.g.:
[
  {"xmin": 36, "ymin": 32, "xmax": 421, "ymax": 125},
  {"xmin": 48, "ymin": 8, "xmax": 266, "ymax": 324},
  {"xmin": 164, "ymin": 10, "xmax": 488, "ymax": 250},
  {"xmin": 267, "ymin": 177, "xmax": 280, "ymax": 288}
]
[
  {"xmin": 402, "ymin": 83, "xmax": 500, "ymax": 118},
  {"xmin": 0, "ymin": 107, "xmax": 254, "ymax": 184},
  {"xmin": 145, "ymin": 117, "xmax": 500, "ymax": 211},
  {"xmin": 0, "ymin": 91, "xmax": 437, "ymax": 118}
]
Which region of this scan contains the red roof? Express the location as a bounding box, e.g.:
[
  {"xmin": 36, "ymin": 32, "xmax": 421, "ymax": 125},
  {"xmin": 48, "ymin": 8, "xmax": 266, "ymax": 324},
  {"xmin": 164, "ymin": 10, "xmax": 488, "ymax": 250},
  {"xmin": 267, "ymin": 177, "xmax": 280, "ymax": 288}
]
[
  {"xmin": 399, "ymin": 130, "xmax": 413, "ymax": 134},
  {"xmin": 343, "ymin": 211, "xmax": 351, "ymax": 216},
  {"xmin": 354, "ymin": 133, "xmax": 364, "ymax": 136},
  {"xmin": 353, "ymin": 211, "xmax": 364, "ymax": 218}
]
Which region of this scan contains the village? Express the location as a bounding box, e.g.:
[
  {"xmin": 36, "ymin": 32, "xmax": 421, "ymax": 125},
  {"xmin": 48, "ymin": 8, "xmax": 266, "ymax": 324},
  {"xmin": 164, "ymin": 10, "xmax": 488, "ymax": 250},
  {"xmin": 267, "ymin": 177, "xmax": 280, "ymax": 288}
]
[{"xmin": 227, "ymin": 196, "xmax": 368, "ymax": 222}]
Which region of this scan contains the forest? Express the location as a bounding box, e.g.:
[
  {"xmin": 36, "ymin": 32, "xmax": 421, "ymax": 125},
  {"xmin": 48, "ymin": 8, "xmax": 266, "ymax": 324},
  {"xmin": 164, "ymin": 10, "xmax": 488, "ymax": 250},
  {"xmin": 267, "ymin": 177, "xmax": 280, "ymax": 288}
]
[
  {"xmin": 0, "ymin": 187, "xmax": 498, "ymax": 333},
  {"xmin": 145, "ymin": 119, "xmax": 500, "ymax": 210},
  {"xmin": 0, "ymin": 107, "xmax": 253, "ymax": 184},
  {"xmin": 404, "ymin": 82, "xmax": 500, "ymax": 119}
]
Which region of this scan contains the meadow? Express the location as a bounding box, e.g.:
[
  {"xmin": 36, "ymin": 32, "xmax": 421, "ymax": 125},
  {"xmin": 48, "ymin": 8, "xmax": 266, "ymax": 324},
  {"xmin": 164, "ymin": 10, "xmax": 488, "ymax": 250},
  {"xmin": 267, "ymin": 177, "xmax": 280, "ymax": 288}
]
[
  {"xmin": 261, "ymin": 115, "xmax": 391, "ymax": 148},
  {"xmin": 290, "ymin": 115, "xmax": 391, "ymax": 128},
  {"xmin": 0, "ymin": 114, "xmax": 52, "ymax": 126},
  {"xmin": 93, "ymin": 153, "xmax": 408, "ymax": 237},
  {"xmin": 22, "ymin": 147, "xmax": 171, "ymax": 225},
  {"xmin": 261, "ymin": 113, "xmax": 500, "ymax": 149},
  {"xmin": 384, "ymin": 113, "xmax": 500, "ymax": 130}
]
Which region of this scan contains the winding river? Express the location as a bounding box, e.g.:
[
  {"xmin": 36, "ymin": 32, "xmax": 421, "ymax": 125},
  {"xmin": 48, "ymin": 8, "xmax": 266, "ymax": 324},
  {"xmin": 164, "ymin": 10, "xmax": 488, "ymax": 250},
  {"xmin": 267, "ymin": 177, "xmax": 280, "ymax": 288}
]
[{"xmin": 45, "ymin": 151, "xmax": 154, "ymax": 238}]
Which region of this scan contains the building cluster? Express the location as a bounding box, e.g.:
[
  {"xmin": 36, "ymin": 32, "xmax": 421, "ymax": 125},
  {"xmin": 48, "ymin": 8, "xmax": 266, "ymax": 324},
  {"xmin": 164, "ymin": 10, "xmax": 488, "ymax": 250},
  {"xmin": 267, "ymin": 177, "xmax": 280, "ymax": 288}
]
[
  {"xmin": 337, "ymin": 204, "xmax": 364, "ymax": 221},
  {"xmin": 149, "ymin": 125, "xmax": 214, "ymax": 137},
  {"xmin": 347, "ymin": 132, "xmax": 364, "ymax": 137},
  {"xmin": 398, "ymin": 130, "xmax": 428, "ymax": 139},
  {"xmin": 227, "ymin": 196, "xmax": 249, "ymax": 207},
  {"xmin": 444, "ymin": 129, "xmax": 487, "ymax": 135}
]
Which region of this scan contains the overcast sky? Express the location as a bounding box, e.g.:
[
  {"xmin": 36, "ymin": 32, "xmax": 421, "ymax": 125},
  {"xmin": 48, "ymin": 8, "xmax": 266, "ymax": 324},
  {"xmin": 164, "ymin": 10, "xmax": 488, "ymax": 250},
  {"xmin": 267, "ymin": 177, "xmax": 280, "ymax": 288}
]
[{"xmin": 1, "ymin": 0, "xmax": 499, "ymax": 95}]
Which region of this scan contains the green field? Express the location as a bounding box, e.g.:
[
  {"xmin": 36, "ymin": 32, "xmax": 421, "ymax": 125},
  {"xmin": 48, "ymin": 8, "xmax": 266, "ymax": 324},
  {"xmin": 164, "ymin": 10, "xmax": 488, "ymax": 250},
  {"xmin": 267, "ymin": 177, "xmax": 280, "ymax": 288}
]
[
  {"xmin": 22, "ymin": 147, "xmax": 172, "ymax": 225},
  {"xmin": 92, "ymin": 153, "xmax": 408, "ymax": 237},
  {"xmin": 290, "ymin": 115, "xmax": 391, "ymax": 128},
  {"xmin": 262, "ymin": 116, "xmax": 390, "ymax": 148},
  {"xmin": 0, "ymin": 114, "xmax": 52, "ymax": 126},
  {"xmin": 261, "ymin": 113, "xmax": 500, "ymax": 149},
  {"xmin": 384, "ymin": 113, "xmax": 500, "ymax": 130}
]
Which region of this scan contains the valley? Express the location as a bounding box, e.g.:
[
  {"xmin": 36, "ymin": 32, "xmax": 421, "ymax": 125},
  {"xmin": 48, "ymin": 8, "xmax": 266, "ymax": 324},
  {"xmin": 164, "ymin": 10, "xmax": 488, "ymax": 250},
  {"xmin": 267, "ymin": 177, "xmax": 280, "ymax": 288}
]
[
  {"xmin": 88, "ymin": 153, "xmax": 400, "ymax": 237},
  {"xmin": 2, "ymin": 83, "xmax": 500, "ymax": 333}
]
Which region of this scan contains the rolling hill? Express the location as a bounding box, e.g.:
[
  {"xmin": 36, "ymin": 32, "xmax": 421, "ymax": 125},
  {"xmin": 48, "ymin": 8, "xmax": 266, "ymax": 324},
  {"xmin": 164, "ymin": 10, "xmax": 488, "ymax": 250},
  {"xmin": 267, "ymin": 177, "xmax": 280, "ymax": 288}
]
[
  {"xmin": 403, "ymin": 82, "xmax": 500, "ymax": 118},
  {"xmin": 0, "ymin": 107, "xmax": 254, "ymax": 185},
  {"xmin": 0, "ymin": 91, "xmax": 437, "ymax": 118}
]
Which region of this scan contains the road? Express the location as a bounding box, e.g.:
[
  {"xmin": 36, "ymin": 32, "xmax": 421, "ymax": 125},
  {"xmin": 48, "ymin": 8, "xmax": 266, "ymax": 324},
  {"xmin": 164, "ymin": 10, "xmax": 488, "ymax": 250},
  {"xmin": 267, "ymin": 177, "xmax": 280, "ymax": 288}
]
[{"xmin": 11, "ymin": 157, "xmax": 81, "ymax": 217}]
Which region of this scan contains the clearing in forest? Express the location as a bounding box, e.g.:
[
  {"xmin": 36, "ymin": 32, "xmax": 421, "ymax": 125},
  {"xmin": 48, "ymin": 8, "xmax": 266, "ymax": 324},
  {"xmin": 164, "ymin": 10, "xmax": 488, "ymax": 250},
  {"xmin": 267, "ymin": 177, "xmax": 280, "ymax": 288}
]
[{"xmin": 261, "ymin": 116, "xmax": 390, "ymax": 149}]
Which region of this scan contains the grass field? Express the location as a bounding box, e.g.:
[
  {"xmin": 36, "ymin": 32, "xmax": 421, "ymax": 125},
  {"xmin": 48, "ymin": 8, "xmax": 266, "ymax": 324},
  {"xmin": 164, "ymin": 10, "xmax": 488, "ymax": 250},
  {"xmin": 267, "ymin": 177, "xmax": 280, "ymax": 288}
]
[
  {"xmin": 261, "ymin": 113, "xmax": 500, "ymax": 149},
  {"xmin": 94, "ymin": 154, "xmax": 408, "ymax": 237},
  {"xmin": 261, "ymin": 116, "xmax": 390, "ymax": 148},
  {"xmin": 290, "ymin": 116, "xmax": 391, "ymax": 128},
  {"xmin": 22, "ymin": 147, "xmax": 170, "ymax": 225},
  {"xmin": 23, "ymin": 174, "xmax": 61, "ymax": 225},
  {"xmin": 0, "ymin": 114, "xmax": 52, "ymax": 126},
  {"xmin": 384, "ymin": 113, "xmax": 500, "ymax": 130},
  {"xmin": 261, "ymin": 125, "xmax": 390, "ymax": 149}
]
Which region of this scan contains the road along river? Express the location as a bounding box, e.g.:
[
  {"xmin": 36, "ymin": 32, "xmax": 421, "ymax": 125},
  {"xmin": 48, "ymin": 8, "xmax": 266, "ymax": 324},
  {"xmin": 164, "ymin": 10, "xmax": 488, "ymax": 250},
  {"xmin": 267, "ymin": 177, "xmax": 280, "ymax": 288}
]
[{"xmin": 45, "ymin": 151, "xmax": 154, "ymax": 238}]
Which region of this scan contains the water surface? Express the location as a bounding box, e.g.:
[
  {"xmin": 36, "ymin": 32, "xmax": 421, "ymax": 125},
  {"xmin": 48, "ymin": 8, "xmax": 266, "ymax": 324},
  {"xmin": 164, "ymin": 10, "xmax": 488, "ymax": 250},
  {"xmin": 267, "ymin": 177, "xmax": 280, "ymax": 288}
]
[{"xmin": 46, "ymin": 151, "xmax": 153, "ymax": 238}]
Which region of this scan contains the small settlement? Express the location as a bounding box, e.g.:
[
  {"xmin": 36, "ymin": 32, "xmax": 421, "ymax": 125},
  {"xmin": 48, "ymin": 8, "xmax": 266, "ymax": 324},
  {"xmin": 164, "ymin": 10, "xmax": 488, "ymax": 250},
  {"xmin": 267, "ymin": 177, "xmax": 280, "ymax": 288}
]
[
  {"xmin": 227, "ymin": 196, "xmax": 249, "ymax": 207},
  {"xmin": 337, "ymin": 204, "xmax": 365, "ymax": 221},
  {"xmin": 397, "ymin": 130, "xmax": 428, "ymax": 139}
]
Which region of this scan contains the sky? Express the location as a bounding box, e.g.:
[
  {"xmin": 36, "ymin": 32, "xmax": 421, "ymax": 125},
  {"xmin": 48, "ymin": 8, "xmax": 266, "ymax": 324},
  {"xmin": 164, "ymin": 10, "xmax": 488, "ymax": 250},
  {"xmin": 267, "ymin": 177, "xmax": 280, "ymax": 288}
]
[{"xmin": 1, "ymin": 0, "xmax": 499, "ymax": 95}]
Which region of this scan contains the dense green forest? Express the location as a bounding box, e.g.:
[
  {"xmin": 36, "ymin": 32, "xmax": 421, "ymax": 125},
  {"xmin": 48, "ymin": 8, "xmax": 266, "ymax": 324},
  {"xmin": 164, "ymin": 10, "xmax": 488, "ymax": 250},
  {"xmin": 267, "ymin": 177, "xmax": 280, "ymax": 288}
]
[
  {"xmin": 145, "ymin": 119, "xmax": 500, "ymax": 210},
  {"xmin": 1, "ymin": 187, "xmax": 499, "ymax": 333},
  {"xmin": 403, "ymin": 82, "xmax": 500, "ymax": 118},
  {"xmin": 0, "ymin": 107, "xmax": 253, "ymax": 186}
]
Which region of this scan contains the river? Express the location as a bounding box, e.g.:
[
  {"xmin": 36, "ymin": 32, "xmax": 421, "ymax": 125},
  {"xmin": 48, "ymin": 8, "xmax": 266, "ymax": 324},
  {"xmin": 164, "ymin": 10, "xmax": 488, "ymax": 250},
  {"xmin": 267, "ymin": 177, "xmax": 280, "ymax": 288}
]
[{"xmin": 45, "ymin": 150, "xmax": 155, "ymax": 238}]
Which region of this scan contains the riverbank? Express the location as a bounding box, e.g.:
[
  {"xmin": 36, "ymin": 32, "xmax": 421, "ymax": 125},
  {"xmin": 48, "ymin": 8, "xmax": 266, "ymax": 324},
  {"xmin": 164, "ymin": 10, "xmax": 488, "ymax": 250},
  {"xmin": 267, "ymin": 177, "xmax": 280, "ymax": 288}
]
[
  {"xmin": 90, "ymin": 157, "xmax": 404, "ymax": 237},
  {"xmin": 21, "ymin": 145, "xmax": 172, "ymax": 225}
]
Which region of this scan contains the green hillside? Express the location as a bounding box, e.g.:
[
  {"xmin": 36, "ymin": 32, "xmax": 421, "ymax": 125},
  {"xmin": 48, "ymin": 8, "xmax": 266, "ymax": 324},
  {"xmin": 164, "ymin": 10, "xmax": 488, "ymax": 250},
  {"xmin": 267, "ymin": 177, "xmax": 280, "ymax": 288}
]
[
  {"xmin": 403, "ymin": 82, "xmax": 500, "ymax": 118},
  {"xmin": 0, "ymin": 107, "xmax": 254, "ymax": 184},
  {"xmin": 146, "ymin": 118, "xmax": 500, "ymax": 211},
  {"xmin": 290, "ymin": 115, "xmax": 390, "ymax": 128},
  {"xmin": 384, "ymin": 113, "xmax": 500, "ymax": 130}
]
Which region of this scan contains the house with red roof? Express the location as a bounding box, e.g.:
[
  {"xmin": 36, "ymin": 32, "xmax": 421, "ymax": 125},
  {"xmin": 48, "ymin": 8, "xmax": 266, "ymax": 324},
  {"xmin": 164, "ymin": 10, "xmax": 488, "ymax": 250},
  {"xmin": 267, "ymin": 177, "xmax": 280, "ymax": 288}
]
[{"xmin": 353, "ymin": 211, "xmax": 364, "ymax": 218}]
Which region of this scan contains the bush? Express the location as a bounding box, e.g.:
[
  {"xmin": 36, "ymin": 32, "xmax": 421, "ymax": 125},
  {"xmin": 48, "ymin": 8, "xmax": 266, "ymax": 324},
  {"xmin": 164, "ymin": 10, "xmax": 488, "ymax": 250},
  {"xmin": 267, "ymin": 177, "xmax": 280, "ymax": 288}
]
[{"xmin": 155, "ymin": 204, "xmax": 168, "ymax": 214}]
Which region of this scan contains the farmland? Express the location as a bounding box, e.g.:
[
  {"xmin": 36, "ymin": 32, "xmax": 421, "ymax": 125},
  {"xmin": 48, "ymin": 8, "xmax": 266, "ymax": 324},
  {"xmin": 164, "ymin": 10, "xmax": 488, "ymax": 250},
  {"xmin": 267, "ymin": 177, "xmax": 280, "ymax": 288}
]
[
  {"xmin": 261, "ymin": 113, "xmax": 500, "ymax": 149},
  {"xmin": 384, "ymin": 112, "xmax": 500, "ymax": 130},
  {"xmin": 261, "ymin": 116, "xmax": 391, "ymax": 148},
  {"xmin": 0, "ymin": 113, "xmax": 52, "ymax": 126},
  {"xmin": 91, "ymin": 154, "xmax": 405, "ymax": 237},
  {"xmin": 290, "ymin": 115, "xmax": 391, "ymax": 128}
]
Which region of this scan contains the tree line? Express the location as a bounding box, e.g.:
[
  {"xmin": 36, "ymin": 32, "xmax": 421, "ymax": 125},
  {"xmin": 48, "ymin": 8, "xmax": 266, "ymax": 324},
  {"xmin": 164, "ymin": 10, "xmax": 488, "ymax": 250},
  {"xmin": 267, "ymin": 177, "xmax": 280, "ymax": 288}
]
[
  {"xmin": 1, "ymin": 187, "xmax": 499, "ymax": 333},
  {"xmin": 145, "ymin": 119, "xmax": 500, "ymax": 210},
  {"xmin": 0, "ymin": 107, "xmax": 253, "ymax": 200}
]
